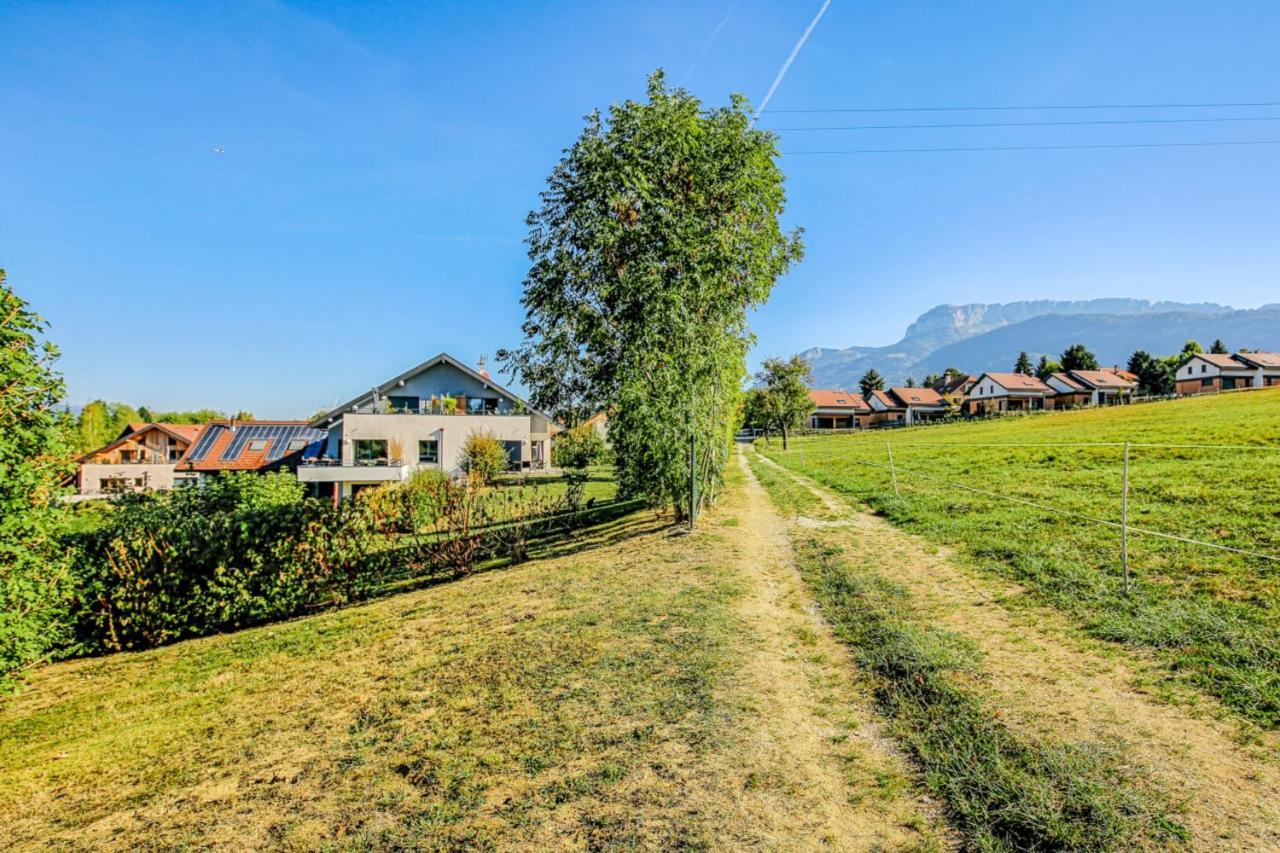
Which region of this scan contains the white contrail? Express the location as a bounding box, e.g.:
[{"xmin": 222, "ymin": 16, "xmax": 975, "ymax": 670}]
[
  {"xmin": 679, "ymin": 0, "xmax": 743, "ymax": 85},
  {"xmin": 752, "ymin": 0, "xmax": 832, "ymax": 124}
]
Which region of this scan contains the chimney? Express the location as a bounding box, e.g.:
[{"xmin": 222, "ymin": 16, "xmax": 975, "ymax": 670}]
[{"xmin": 477, "ymin": 354, "xmax": 490, "ymax": 379}]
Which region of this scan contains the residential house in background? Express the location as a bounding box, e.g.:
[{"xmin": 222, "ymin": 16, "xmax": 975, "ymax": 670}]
[
  {"xmin": 173, "ymin": 420, "xmax": 327, "ymax": 487},
  {"xmin": 1176, "ymin": 352, "xmax": 1280, "ymax": 395},
  {"xmin": 808, "ymin": 389, "xmax": 870, "ymax": 429},
  {"xmin": 887, "ymin": 387, "xmax": 949, "ymax": 424},
  {"xmin": 1065, "ymin": 370, "xmax": 1138, "ymax": 405},
  {"xmin": 298, "ymin": 353, "xmax": 552, "ymax": 501},
  {"xmin": 75, "ymin": 422, "xmax": 203, "ymax": 495},
  {"xmin": 964, "ymin": 373, "xmax": 1054, "ymax": 415},
  {"xmin": 1045, "ymin": 372, "xmax": 1092, "ymax": 408},
  {"xmin": 866, "ymin": 389, "xmax": 906, "ymax": 425},
  {"xmin": 930, "ymin": 371, "xmax": 977, "ymax": 409}
]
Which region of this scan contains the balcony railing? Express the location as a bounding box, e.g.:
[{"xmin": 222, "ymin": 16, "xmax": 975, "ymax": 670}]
[
  {"xmin": 299, "ymin": 457, "xmax": 406, "ymax": 468},
  {"xmin": 348, "ymin": 405, "xmax": 526, "ymax": 417}
]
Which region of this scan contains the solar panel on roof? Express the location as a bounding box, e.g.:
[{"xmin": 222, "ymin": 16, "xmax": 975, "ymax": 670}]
[{"xmin": 187, "ymin": 425, "xmax": 222, "ymax": 462}]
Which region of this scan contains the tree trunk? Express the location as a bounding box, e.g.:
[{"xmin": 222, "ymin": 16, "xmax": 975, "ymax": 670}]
[{"xmin": 781, "ymin": 425, "xmax": 789, "ymax": 451}]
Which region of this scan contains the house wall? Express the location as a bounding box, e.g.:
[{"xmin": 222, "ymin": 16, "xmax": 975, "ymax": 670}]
[
  {"xmin": 77, "ymin": 463, "xmax": 177, "ymax": 494},
  {"xmin": 333, "ymin": 412, "xmax": 542, "ymax": 475}
]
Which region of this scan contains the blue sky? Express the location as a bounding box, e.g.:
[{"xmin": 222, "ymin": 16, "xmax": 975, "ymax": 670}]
[{"xmin": 3, "ymin": 1, "xmax": 1278, "ymax": 417}]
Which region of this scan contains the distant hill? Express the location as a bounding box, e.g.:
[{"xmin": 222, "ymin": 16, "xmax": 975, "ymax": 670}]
[{"xmin": 800, "ymin": 299, "xmax": 1280, "ymax": 388}]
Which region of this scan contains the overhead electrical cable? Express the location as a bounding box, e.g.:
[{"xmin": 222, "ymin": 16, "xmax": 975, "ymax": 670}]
[
  {"xmin": 765, "ymin": 100, "xmax": 1280, "ymax": 114},
  {"xmin": 782, "ymin": 139, "xmax": 1280, "ymax": 155},
  {"xmin": 767, "ymin": 115, "xmax": 1280, "ymax": 132}
]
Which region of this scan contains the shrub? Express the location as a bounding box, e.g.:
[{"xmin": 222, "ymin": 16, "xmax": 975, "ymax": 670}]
[
  {"xmin": 460, "ymin": 430, "xmax": 509, "ymax": 484},
  {"xmin": 63, "ymin": 473, "xmax": 385, "ymax": 653},
  {"xmin": 552, "ymin": 423, "xmax": 605, "ymax": 470}
]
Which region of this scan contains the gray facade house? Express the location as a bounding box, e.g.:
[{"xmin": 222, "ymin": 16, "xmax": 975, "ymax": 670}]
[{"xmin": 298, "ymin": 353, "xmax": 552, "ymax": 501}]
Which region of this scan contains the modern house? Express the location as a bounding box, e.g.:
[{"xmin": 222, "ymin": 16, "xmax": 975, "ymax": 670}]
[
  {"xmin": 172, "ymin": 420, "xmax": 327, "ymax": 487},
  {"xmin": 298, "ymin": 353, "xmax": 552, "ymax": 501},
  {"xmin": 866, "ymin": 389, "xmax": 906, "ymax": 425},
  {"xmin": 1045, "ymin": 373, "xmax": 1091, "ymax": 408},
  {"xmin": 808, "ymin": 389, "xmax": 870, "ymax": 429},
  {"xmin": 964, "ymin": 373, "xmax": 1055, "ymax": 415},
  {"xmin": 1066, "ymin": 369, "xmax": 1138, "ymax": 405},
  {"xmin": 1176, "ymin": 352, "xmax": 1280, "ymax": 395},
  {"xmin": 930, "ymin": 371, "xmax": 977, "ymax": 409},
  {"xmin": 887, "ymin": 387, "xmax": 949, "ymax": 424},
  {"xmin": 75, "ymin": 422, "xmax": 204, "ymax": 495}
]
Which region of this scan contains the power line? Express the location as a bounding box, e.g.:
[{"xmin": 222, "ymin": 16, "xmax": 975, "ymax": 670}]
[
  {"xmin": 767, "ymin": 115, "xmax": 1280, "ymax": 132},
  {"xmin": 782, "ymin": 139, "xmax": 1280, "ymax": 155},
  {"xmin": 765, "ymin": 100, "xmax": 1280, "ymax": 114}
]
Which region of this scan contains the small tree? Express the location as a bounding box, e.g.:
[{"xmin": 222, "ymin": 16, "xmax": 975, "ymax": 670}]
[
  {"xmin": 1035, "ymin": 355, "xmax": 1061, "ymax": 380},
  {"xmin": 922, "ymin": 373, "xmax": 942, "ymax": 388},
  {"xmin": 1014, "ymin": 351, "xmax": 1034, "ymax": 375},
  {"xmin": 1059, "ymin": 344, "xmax": 1099, "ymax": 372},
  {"xmin": 1127, "ymin": 350, "xmax": 1174, "ymax": 395},
  {"xmin": 858, "ymin": 369, "xmax": 885, "ymax": 398},
  {"xmin": 460, "ymin": 431, "xmax": 509, "ymax": 484},
  {"xmin": 1210, "ymin": 339, "xmax": 1228, "ymax": 354},
  {"xmin": 756, "ymin": 355, "xmax": 813, "ymax": 451},
  {"xmin": 1178, "ymin": 340, "xmax": 1204, "ymax": 367},
  {"xmin": 905, "ymin": 376, "xmax": 917, "ymax": 388},
  {"xmin": 553, "ymin": 424, "xmax": 606, "ymax": 509}
]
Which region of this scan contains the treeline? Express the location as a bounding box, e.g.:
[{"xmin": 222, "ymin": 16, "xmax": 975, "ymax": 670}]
[{"xmin": 75, "ymin": 401, "xmax": 254, "ymax": 453}]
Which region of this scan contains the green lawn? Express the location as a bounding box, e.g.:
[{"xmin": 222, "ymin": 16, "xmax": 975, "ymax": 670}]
[{"xmin": 760, "ymin": 389, "xmax": 1280, "ymax": 727}]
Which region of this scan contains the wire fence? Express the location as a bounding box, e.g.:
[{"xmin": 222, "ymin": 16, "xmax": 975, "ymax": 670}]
[{"xmin": 780, "ymin": 435, "xmax": 1280, "ymax": 588}]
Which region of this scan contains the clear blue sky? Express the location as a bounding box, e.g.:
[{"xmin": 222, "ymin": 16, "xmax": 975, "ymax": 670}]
[{"xmin": 4, "ymin": 1, "xmax": 1278, "ymax": 417}]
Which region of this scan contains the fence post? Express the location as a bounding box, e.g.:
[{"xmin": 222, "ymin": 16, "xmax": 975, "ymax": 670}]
[
  {"xmin": 1121, "ymin": 441, "xmax": 1131, "ymax": 595},
  {"xmin": 887, "ymin": 441, "xmax": 899, "ymax": 497}
]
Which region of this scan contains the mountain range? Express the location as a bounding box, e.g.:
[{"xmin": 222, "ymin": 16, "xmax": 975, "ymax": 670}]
[{"xmin": 800, "ymin": 299, "xmax": 1280, "ymax": 389}]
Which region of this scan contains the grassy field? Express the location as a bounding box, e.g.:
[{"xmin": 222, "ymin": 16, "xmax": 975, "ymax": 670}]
[
  {"xmin": 1, "ymin": 464, "xmax": 942, "ymax": 851},
  {"xmin": 760, "ymin": 388, "xmax": 1280, "ymax": 727}
]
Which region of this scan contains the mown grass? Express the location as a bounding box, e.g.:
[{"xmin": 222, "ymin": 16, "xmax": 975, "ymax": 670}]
[
  {"xmin": 748, "ymin": 453, "xmax": 1188, "ymax": 851},
  {"xmin": 762, "ymin": 389, "xmax": 1280, "ymax": 727},
  {"xmin": 0, "ymin": 509, "xmax": 754, "ymax": 849}
]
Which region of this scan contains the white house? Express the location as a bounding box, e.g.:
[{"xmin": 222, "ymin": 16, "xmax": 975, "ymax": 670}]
[
  {"xmin": 964, "ymin": 372, "xmax": 1054, "ymax": 415},
  {"xmin": 1176, "ymin": 352, "xmax": 1280, "ymax": 395},
  {"xmin": 298, "ymin": 353, "xmax": 552, "ymax": 501}
]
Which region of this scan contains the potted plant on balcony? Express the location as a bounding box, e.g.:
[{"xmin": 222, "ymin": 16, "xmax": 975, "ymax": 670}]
[{"xmin": 443, "ymin": 397, "xmax": 458, "ymax": 415}]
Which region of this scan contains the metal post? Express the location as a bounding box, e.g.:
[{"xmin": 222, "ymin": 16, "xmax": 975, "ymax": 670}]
[
  {"xmin": 887, "ymin": 441, "xmax": 899, "ymax": 496},
  {"xmin": 1121, "ymin": 441, "xmax": 1131, "ymax": 595},
  {"xmin": 689, "ymin": 431, "xmax": 697, "ymax": 531}
]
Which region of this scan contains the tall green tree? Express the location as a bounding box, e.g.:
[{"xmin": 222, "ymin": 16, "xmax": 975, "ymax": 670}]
[
  {"xmin": 1035, "ymin": 355, "xmax": 1062, "ymax": 381},
  {"xmin": 858, "ymin": 369, "xmax": 885, "ymax": 397},
  {"xmin": 1178, "ymin": 339, "xmax": 1204, "ymax": 367},
  {"xmin": 0, "ymin": 270, "xmax": 74, "ymax": 693},
  {"xmin": 1014, "ymin": 351, "xmax": 1034, "ymax": 375},
  {"xmin": 1059, "ymin": 344, "xmax": 1099, "ymax": 372},
  {"xmin": 1127, "ymin": 349, "xmax": 1174, "ymax": 395},
  {"xmin": 756, "ymin": 355, "xmax": 813, "ymax": 451},
  {"xmin": 501, "ymin": 72, "xmax": 803, "ymax": 520},
  {"xmin": 1210, "ymin": 338, "xmax": 1228, "ymax": 354}
]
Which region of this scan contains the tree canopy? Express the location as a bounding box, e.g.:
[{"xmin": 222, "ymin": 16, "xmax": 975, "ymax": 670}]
[
  {"xmin": 501, "ymin": 71, "xmax": 802, "ymax": 519},
  {"xmin": 1210, "ymin": 339, "xmax": 1228, "ymax": 354},
  {"xmin": 1034, "ymin": 355, "xmax": 1062, "ymax": 381},
  {"xmin": 0, "ymin": 270, "xmax": 74, "ymax": 692},
  {"xmin": 755, "ymin": 355, "xmax": 813, "ymax": 449},
  {"xmin": 858, "ymin": 369, "xmax": 885, "ymax": 397},
  {"xmin": 1059, "ymin": 344, "xmax": 1099, "ymax": 372},
  {"xmin": 1014, "ymin": 351, "xmax": 1034, "ymax": 375}
]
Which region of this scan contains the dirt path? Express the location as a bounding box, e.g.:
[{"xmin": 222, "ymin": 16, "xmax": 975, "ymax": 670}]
[
  {"xmin": 751, "ymin": 447, "xmax": 1280, "ymax": 851},
  {"xmin": 699, "ymin": 447, "xmax": 945, "ymax": 850}
]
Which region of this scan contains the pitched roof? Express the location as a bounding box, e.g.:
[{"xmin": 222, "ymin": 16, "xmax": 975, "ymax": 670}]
[
  {"xmin": 1233, "ymin": 351, "xmax": 1280, "ymax": 369},
  {"xmin": 1049, "ymin": 372, "xmax": 1086, "ymax": 392},
  {"xmin": 888, "ymin": 387, "xmax": 945, "ymax": 407},
  {"xmin": 1104, "ymin": 367, "xmax": 1140, "ymax": 383},
  {"xmin": 78, "ymin": 422, "xmax": 206, "ymax": 463},
  {"xmin": 869, "ymin": 389, "xmax": 904, "ymax": 410},
  {"xmin": 311, "ymin": 352, "xmax": 543, "ymax": 426},
  {"xmin": 980, "ymin": 373, "xmax": 1053, "ymax": 394},
  {"xmin": 1069, "ymin": 370, "xmax": 1137, "ymax": 390},
  {"xmin": 175, "ymin": 421, "xmax": 327, "ymax": 472},
  {"xmin": 1195, "ymin": 353, "xmax": 1244, "ymax": 369},
  {"xmin": 809, "ymin": 389, "xmax": 868, "ymax": 410},
  {"xmin": 932, "ymin": 373, "xmax": 976, "ymax": 395}
]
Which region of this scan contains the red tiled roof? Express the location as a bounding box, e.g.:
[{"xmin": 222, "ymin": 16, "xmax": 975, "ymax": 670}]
[
  {"xmin": 77, "ymin": 422, "xmax": 205, "ymax": 463},
  {"xmin": 1104, "ymin": 367, "xmax": 1139, "ymax": 383},
  {"xmin": 175, "ymin": 420, "xmax": 319, "ymax": 472},
  {"xmin": 809, "ymin": 389, "xmax": 868, "ymax": 410},
  {"xmin": 889, "ymin": 387, "xmax": 945, "ymax": 407},
  {"xmin": 870, "ymin": 389, "xmax": 904, "ymax": 409},
  {"xmin": 1070, "ymin": 370, "xmax": 1137, "ymax": 390},
  {"xmin": 981, "ymin": 373, "xmax": 1053, "ymax": 393}
]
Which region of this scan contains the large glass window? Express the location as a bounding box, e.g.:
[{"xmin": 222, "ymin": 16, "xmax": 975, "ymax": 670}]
[
  {"xmin": 418, "ymin": 439, "xmax": 439, "ymax": 464},
  {"xmin": 354, "ymin": 439, "xmax": 388, "ymax": 462},
  {"xmin": 388, "ymin": 395, "xmax": 419, "ymax": 413}
]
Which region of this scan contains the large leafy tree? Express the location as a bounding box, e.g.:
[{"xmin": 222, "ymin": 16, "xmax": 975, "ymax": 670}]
[
  {"xmin": 501, "ymin": 72, "xmax": 803, "ymax": 519},
  {"xmin": 1127, "ymin": 349, "xmax": 1174, "ymax": 395},
  {"xmin": 0, "ymin": 270, "xmax": 74, "ymax": 692},
  {"xmin": 1059, "ymin": 344, "xmax": 1099, "ymax": 372},
  {"xmin": 755, "ymin": 355, "xmax": 813, "ymax": 450},
  {"xmin": 1014, "ymin": 351, "xmax": 1034, "ymax": 375},
  {"xmin": 858, "ymin": 369, "xmax": 885, "ymax": 397},
  {"xmin": 1210, "ymin": 338, "xmax": 1228, "ymax": 354}
]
